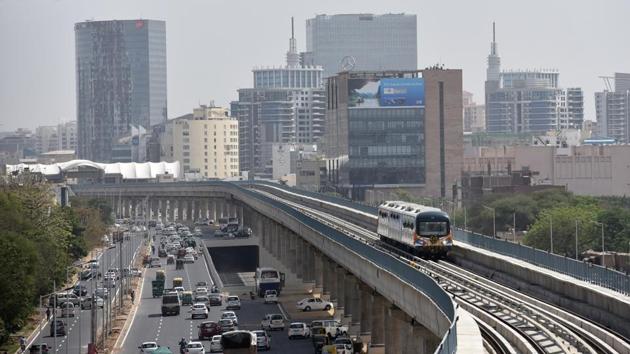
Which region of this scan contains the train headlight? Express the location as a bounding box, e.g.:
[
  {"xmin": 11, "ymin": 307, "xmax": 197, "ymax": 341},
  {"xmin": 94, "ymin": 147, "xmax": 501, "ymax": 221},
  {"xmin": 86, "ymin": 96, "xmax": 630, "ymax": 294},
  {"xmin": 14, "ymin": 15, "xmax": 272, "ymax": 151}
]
[{"xmin": 442, "ymin": 239, "xmax": 453, "ymax": 246}]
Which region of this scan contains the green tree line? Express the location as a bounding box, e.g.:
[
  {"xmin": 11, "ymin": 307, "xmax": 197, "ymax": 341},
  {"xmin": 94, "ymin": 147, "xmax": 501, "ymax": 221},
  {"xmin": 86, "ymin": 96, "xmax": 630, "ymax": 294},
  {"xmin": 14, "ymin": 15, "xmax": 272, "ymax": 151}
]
[
  {"xmin": 0, "ymin": 179, "xmax": 112, "ymax": 344},
  {"xmin": 394, "ymin": 189, "xmax": 630, "ymax": 257},
  {"xmin": 456, "ymin": 190, "xmax": 630, "ymax": 256}
]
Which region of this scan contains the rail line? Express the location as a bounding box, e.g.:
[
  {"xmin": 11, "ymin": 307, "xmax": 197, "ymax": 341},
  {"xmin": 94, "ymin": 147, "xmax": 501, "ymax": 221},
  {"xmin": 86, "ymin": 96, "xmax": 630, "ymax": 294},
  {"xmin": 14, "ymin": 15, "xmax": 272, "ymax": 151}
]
[{"xmin": 254, "ymin": 189, "xmax": 626, "ymax": 354}]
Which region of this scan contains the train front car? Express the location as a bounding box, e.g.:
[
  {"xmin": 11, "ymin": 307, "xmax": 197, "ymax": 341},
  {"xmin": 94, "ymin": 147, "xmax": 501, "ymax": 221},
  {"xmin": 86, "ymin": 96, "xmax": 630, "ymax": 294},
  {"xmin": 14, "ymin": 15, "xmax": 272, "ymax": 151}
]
[
  {"xmin": 414, "ymin": 210, "xmax": 452, "ymax": 257},
  {"xmin": 377, "ymin": 201, "xmax": 452, "ymax": 259}
]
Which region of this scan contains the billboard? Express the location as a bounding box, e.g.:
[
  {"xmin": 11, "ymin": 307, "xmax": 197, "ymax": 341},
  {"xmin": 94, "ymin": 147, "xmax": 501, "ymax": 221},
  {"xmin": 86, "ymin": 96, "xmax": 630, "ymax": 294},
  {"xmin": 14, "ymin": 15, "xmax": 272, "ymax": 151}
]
[{"xmin": 348, "ymin": 78, "xmax": 424, "ymax": 108}]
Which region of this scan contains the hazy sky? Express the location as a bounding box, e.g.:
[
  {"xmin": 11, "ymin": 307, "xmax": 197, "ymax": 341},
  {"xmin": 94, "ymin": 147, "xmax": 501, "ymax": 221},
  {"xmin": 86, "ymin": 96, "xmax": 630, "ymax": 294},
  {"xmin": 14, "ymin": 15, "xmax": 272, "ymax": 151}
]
[{"xmin": 1, "ymin": 0, "xmax": 629, "ymax": 131}]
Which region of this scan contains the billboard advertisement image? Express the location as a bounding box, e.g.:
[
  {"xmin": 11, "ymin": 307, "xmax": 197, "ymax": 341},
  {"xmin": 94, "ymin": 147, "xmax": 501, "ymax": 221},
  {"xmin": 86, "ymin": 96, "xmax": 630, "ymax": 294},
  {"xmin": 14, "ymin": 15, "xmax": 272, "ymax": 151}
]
[{"xmin": 348, "ymin": 78, "xmax": 424, "ymax": 108}]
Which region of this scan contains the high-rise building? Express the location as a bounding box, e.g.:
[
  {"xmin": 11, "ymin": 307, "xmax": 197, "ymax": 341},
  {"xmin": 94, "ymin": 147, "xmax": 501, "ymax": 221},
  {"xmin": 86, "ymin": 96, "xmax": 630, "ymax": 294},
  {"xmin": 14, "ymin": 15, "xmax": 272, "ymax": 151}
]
[
  {"xmin": 57, "ymin": 121, "xmax": 77, "ymax": 152},
  {"xmin": 324, "ymin": 69, "xmax": 463, "ymax": 201},
  {"xmin": 305, "ymin": 14, "xmax": 417, "ymax": 77},
  {"xmin": 34, "ymin": 121, "xmax": 77, "ymax": 154},
  {"xmin": 232, "ymin": 19, "xmax": 325, "ymax": 177},
  {"xmin": 595, "ymin": 73, "xmax": 630, "ymax": 143},
  {"xmin": 34, "ymin": 126, "xmax": 58, "ymax": 155},
  {"xmin": 463, "ymin": 91, "xmax": 486, "ymax": 132},
  {"xmin": 75, "ymin": 19, "xmax": 167, "ymax": 162},
  {"xmin": 484, "ymin": 24, "xmax": 583, "ymax": 134},
  {"xmin": 161, "ymin": 104, "xmax": 239, "ymax": 179}
]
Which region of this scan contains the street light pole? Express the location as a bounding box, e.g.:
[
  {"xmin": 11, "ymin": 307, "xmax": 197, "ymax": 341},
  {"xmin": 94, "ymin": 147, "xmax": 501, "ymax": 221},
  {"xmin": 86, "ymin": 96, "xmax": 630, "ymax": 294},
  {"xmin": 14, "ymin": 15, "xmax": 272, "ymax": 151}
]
[
  {"xmin": 550, "ymin": 216, "xmax": 554, "ymax": 254},
  {"xmin": 575, "ymin": 220, "xmax": 579, "ymax": 260},
  {"xmin": 482, "ymin": 205, "xmax": 496, "ymax": 238},
  {"xmin": 512, "ymin": 212, "xmax": 516, "ymax": 242}
]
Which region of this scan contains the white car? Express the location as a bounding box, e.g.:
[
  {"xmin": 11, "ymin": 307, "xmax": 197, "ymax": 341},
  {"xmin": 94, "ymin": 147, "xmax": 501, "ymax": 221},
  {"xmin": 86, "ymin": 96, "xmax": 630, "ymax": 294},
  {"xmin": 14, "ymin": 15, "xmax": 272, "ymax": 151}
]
[
  {"xmin": 335, "ymin": 337, "xmax": 354, "ymax": 354},
  {"xmin": 185, "ymin": 341, "xmax": 205, "ymax": 354},
  {"xmin": 296, "ymin": 297, "xmax": 333, "ymax": 312},
  {"xmin": 226, "ymin": 295, "xmax": 241, "ymax": 310},
  {"xmin": 261, "ymin": 313, "xmax": 285, "ymax": 331},
  {"xmin": 209, "ymin": 335, "xmax": 222, "ymax": 353},
  {"xmin": 311, "ymin": 320, "xmax": 349, "ymax": 337},
  {"xmin": 138, "ymin": 341, "xmax": 158, "ymax": 353},
  {"xmin": 190, "ymin": 303, "xmax": 209, "ymax": 319},
  {"xmin": 264, "ymin": 290, "xmax": 278, "ymax": 304},
  {"xmin": 174, "ymin": 286, "xmax": 185, "ymax": 294},
  {"xmin": 221, "ymin": 311, "xmax": 239, "ymax": 326},
  {"xmin": 288, "ymin": 322, "xmax": 310, "ymax": 339},
  {"xmin": 60, "ymin": 302, "xmax": 75, "ymax": 318},
  {"xmin": 195, "ymin": 287, "xmax": 208, "ymax": 297},
  {"xmin": 184, "ymin": 254, "xmax": 195, "ymax": 263},
  {"xmin": 252, "ymin": 330, "xmax": 271, "ymax": 350}
]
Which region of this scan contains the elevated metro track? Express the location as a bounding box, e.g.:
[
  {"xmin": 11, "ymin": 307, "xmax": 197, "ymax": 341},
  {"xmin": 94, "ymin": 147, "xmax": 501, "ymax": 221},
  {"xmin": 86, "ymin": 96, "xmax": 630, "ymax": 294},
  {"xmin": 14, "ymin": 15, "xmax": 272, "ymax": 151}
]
[
  {"xmin": 247, "ymin": 182, "xmax": 630, "ymax": 354},
  {"xmin": 71, "ymin": 182, "xmax": 458, "ymax": 353}
]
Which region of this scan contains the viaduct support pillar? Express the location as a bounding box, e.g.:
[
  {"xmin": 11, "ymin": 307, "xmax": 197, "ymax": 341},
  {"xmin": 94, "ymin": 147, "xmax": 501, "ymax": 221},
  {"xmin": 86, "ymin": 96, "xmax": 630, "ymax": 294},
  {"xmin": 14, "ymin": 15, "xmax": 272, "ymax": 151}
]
[
  {"xmin": 359, "ymin": 283, "xmax": 372, "ymax": 336},
  {"xmin": 295, "ymin": 238, "xmax": 304, "ymax": 279},
  {"xmin": 370, "ymin": 293, "xmax": 386, "ymax": 350},
  {"xmin": 287, "ymin": 231, "xmax": 297, "ymax": 275},
  {"xmin": 313, "ymin": 250, "xmax": 324, "ymax": 293},
  {"xmin": 385, "ymin": 306, "xmax": 405, "ymax": 354},
  {"xmin": 335, "ymin": 266, "xmax": 346, "ymax": 319}
]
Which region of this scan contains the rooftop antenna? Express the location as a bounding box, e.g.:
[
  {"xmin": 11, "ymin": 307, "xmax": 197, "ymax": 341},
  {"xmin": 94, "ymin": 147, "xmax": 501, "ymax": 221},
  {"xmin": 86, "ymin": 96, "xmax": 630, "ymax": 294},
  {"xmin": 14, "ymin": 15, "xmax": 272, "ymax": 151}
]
[{"xmin": 493, "ymin": 21, "xmax": 496, "ymax": 43}]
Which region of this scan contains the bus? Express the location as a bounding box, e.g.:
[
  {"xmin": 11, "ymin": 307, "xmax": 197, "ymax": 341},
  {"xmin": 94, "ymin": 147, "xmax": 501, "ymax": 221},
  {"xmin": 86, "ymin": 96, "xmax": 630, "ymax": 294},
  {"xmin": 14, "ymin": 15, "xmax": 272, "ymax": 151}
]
[
  {"xmin": 254, "ymin": 267, "xmax": 284, "ymax": 297},
  {"xmin": 221, "ymin": 330, "xmax": 257, "ymax": 354}
]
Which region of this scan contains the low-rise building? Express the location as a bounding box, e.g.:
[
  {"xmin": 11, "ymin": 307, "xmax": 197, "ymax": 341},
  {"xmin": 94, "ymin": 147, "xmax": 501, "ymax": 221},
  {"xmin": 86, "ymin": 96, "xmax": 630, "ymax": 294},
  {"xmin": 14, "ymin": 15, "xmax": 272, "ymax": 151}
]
[{"xmin": 464, "ymin": 144, "xmax": 630, "ymax": 196}]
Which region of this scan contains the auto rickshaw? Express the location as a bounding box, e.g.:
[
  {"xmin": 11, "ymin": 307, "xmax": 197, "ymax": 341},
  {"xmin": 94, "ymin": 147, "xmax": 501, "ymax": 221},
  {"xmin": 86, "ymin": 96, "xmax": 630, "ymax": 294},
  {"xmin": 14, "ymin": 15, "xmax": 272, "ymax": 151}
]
[{"xmin": 173, "ymin": 277, "xmax": 183, "ymax": 288}]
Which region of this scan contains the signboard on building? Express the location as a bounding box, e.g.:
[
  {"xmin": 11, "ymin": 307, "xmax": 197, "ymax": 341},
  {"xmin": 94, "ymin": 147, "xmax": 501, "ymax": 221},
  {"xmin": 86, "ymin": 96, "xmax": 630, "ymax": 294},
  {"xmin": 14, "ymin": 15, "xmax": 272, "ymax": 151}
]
[{"xmin": 348, "ymin": 78, "xmax": 424, "ymax": 108}]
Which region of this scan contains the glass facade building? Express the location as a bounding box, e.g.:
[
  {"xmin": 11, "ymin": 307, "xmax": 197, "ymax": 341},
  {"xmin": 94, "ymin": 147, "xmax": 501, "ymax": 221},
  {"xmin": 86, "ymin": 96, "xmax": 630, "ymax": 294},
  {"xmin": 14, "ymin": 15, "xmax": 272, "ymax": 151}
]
[
  {"xmin": 486, "ymin": 71, "xmax": 583, "ymax": 134},
  {"xmin": 306, "ymin": 14, "xmax": 417, "ymax": 78},
  {"xmin": 347, "ymin": 107, "xmax": 425, "ymax": 185},
  {"xmin": 232, "ymin": 24, "xmax": 325, "ymax": 177},
  {"xmin": 75, "ymin": 19, "xmax": 167, "ymax": 162}
]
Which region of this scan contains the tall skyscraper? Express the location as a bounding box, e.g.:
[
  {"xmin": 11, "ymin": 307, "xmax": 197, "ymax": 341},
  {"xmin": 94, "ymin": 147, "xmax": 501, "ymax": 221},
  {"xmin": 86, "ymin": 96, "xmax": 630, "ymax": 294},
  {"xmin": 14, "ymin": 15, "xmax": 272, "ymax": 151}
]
[
  {"xmin": 595, "ymin": 73, "xmax": 630, "ymax": 142},
  {"xmin": 305, "ymin": 14, "xmax": 417, "ymax": 77},
  {"xmin": 484, "ymin": 22, "xmax": 501, "ymax": 121},
  {"xmin": 232, "ymin": 19, "xmax": 325, "ymax": 177},
  {"xmin": 324, "ymin": 69, "xmax": 463, "ymax": 201},
  {"xmin": 484, "ymin": 24, "xmax": 583, "ymax": 134},
  {"xmin": 75, "ymin": 19, "xmax": 167, "ymax": 162}
]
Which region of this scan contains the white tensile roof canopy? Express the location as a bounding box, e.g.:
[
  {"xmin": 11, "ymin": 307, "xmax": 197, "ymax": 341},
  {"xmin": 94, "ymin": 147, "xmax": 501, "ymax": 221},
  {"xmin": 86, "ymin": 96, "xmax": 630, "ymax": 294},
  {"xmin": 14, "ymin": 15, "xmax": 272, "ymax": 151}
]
[{"xmin": 6, "ymin": 160, "xmax": 181, "ymax": 180}]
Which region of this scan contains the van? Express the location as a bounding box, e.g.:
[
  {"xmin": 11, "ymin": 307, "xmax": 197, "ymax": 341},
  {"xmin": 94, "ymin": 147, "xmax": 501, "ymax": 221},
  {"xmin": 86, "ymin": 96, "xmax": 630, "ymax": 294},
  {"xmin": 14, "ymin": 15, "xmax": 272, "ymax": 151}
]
[{"xmin": 181, "ymin": 291, "xmax": 194, "ymax": 305}]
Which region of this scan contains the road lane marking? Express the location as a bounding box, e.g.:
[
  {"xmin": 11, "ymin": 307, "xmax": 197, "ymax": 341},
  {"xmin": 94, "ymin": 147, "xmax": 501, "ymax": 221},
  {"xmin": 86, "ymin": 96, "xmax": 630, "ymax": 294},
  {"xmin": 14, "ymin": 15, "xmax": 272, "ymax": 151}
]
[{"xmin": 115, "ymin": 265, "xmax": 147, "ymax": 349}]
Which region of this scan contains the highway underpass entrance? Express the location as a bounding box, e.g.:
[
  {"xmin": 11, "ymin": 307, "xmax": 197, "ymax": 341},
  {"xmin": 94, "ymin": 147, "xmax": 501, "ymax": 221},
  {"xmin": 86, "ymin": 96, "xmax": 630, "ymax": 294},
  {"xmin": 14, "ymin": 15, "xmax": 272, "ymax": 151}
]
[{"xmin": 207, "ymin": 245, "xmax": 259, "ymax": 286}]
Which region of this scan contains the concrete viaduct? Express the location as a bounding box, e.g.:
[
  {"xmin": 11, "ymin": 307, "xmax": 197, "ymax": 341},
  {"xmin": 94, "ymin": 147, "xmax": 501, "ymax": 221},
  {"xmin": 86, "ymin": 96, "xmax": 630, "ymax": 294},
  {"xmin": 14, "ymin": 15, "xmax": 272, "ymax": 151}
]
[{"xmin": 71, "ymin": 181, "xmax": 459, "ymax": 354}]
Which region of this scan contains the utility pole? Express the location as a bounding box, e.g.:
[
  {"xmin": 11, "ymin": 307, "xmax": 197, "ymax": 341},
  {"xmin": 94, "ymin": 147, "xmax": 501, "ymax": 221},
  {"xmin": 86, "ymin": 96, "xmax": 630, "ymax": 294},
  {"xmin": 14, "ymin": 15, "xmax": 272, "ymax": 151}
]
[{"xmin": 119, "ymin": 231, "xmax": 124, "ymax": 312}]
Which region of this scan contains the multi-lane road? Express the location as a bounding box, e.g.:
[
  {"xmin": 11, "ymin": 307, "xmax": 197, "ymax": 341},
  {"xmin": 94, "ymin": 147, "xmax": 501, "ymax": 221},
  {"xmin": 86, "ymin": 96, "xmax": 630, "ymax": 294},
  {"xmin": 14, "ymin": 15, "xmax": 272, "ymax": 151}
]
[
  {"xmin": 119, "ymin": 235, "xmax": 315, "ymax": 353},
  {"xmin": 28, "ymin": 231, "xmax": 143, "ymax": 353}
]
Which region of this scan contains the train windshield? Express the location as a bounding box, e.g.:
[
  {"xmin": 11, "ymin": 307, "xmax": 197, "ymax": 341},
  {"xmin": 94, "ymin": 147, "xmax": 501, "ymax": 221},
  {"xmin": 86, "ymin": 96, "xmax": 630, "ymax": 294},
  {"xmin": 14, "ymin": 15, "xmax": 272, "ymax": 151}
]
[{"xmin": 417, "ymin": 221, "xmax": 449, "ymax": 236}]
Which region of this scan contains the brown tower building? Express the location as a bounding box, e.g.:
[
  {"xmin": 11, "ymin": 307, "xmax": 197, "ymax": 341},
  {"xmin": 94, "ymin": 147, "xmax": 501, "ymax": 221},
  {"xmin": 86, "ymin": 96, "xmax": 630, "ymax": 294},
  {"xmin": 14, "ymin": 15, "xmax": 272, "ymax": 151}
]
[{"xmin": 323, "ymin": 69, "xmax": 462, "ymax": 201}]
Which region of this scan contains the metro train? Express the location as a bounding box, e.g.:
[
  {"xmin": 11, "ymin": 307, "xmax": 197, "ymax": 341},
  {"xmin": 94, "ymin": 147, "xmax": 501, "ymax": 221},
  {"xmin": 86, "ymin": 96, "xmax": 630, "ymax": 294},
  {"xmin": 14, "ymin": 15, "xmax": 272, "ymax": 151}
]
[{"xmin": 377, "ymin": 201, "xmax": 452, "ymax": 258}]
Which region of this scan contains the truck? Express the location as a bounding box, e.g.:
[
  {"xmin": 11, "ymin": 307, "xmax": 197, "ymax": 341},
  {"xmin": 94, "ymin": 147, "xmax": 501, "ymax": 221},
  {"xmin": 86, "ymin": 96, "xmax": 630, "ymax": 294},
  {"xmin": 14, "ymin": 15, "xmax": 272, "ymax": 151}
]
[
  {"xmin": 161, "ymin": 293, "xmax": 181, "ymax": 316},
  {"xmin": 254, "ymin": 267, "xmax": 284, "ymax": 297},
  {"xmin": 152, "ymin": 280, "xmax": 164, "ymax": 298}
]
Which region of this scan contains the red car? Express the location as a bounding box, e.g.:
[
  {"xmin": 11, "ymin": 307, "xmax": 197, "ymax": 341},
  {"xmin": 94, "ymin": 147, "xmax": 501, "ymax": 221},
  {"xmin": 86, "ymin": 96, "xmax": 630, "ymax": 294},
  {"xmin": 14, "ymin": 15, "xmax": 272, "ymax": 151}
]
[{"xmin": 197, "ymin": 321, "xmax": 222, "ymax": 340}]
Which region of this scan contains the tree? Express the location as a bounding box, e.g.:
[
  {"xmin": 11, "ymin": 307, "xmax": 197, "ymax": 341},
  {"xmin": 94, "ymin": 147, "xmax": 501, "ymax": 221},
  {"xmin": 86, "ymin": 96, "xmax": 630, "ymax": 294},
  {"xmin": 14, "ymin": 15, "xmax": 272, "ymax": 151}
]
[
  {"xmin": 597, "ymin": 207, "xmax": 630, "ymax": 253},
  {"xmin": 523, "ymin": 206, "xmax": 601, "ymax": 257},
  {"xmin": 0, "ymin": 232, "xmax": 38, "ymax": 332}
]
